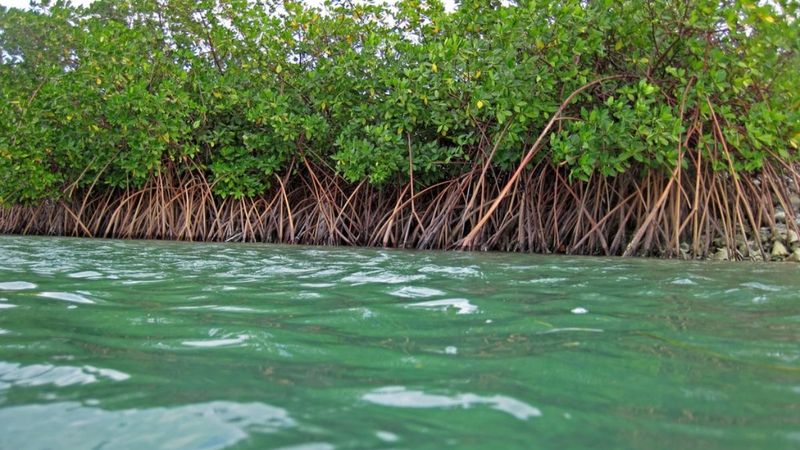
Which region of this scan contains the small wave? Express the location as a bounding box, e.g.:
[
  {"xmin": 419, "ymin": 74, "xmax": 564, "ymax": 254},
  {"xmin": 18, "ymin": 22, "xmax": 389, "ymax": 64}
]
[
  {"xmin": 362, "ymin": 386, "xmax": 541, "ymax": 420},
  {"xmin": 342, "ymin": 271, "xmax": 426, "ymax": 285},
  {"xmin": 300, "ymin": 282, "xmax": 336, "ymax": 288},
  {"xmin": 38, "ymin": 292, "xmax": 95, "ymax": 304},
  {"xmin": 741, "ymin": 282, "xmax": 781, "ymax": 292},
  {"xmin": 182, "ymin": 334, "xmax": 249, "ymax": 348},
  {"xmin": 526, "ymin": 277, "xmax": 568, "ymax": 284},
  {"xmin": 347, "ymin": 307, "xmax": 375, "ymax": 319},
  {"xmin": 0, "ymin": 400, "xmax": 294, "ymax": 450},
  {"xmin": 389, "ymin": 286, "xmax": 445, "ymax": 298},
  {"xmin": 275, "ymin": 443, "xmax": 335, "ymax": 450},
  {"xmin": 173, "ymin": 305, "xmax": 258, "ymax": 313},
  {"xmin": 418, "ymin": 265, "xmax": 481, "ymax": 277},
  {"xmin": 406, "ymin": 298, "xmax": 478, "ymax": 315},
  {"xmin": 67, "ymin": 271, "xmax": 103, "ymax": 279},
  {"xmin": 0, "ymin": 281, "xmax": 37, "ymax": 291},
  {"xmin": 375, "ymin": 431, "xmax": 399, "ymax": 443},
  {"xmin": 0, "ymin": 362, "xmax": 129, "ymax": 389},
  {"xmin": 538, "ymin": 327, "xmax": 603, "ymax": 334},
  {"xmin": 671, "ymin": 278, "xmax": 697, "ymax": 285}
]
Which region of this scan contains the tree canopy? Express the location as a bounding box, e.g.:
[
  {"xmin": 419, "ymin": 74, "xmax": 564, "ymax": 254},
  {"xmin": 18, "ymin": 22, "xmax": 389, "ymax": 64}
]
[{"xmin": 1, "ymin": 0, "xmax": 798, "ymax": 204}]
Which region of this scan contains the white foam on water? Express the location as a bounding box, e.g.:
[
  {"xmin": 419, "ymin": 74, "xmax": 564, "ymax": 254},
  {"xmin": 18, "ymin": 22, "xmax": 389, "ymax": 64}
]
[
  {"xmin": 0, "ymin": 328, "xmax": 9, "ymax": 335},
  {"xmin": 38, "ymin": 292, "xmax": 95, "ymax": 304},
  {"xmin": 0, "ymin": 281, "xmax": 37, "ymax": 291},
  {"xmin": 406, "ymin": 298, "xmax": 478, "ymax": 315},
  {"xmin": 389, "ymin": 286, "xmax": 445, "ymax": 298},
  {"xmin": 0, "ymin": 303, "xmax": 17, "ymax": 309},
  {"xmin": 671, "ymin": 278, "xmax": 696, "ymax": 285},
  {"xmin": 445, "ymin": 346, "xmax": 458, "ymax": 355},
  {"xmin": 570, "ymin": 307, "xmax": 588, "ymax": 314},
  {"xmin": 362, "ymin": 386, "xmax": 541, "ymax": 420}
]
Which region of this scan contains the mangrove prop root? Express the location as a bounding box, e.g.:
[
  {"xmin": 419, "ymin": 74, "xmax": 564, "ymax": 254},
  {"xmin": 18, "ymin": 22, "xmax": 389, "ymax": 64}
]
[{"xmin": 1, "ymin": 158, "xmax": 796, "ymax": 260}]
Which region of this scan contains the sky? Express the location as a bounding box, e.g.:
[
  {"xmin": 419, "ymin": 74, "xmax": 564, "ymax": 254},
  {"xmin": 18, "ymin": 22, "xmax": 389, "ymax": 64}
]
[
  {"xmin": 0, "ymin": 0, "xmax": 94, "ymax": 8},
  {"xmin": 0, "ymin": 0, "xmax": 459, "ymax": 9}
]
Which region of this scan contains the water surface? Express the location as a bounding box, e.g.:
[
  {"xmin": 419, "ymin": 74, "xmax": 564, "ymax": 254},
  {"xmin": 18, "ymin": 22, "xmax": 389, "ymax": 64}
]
[{"xmin": 0, "ymin": 236, "xmax": 798, "ymax": 449}]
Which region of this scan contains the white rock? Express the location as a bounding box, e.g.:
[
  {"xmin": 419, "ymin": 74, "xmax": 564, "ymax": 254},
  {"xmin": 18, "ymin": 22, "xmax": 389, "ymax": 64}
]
[{"xmin": 771, "ymin": 241, "xmax": 789, "ymax": 258}]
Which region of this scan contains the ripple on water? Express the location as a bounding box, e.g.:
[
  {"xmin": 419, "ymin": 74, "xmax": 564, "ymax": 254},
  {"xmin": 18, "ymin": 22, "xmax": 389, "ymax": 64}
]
[
  {"xmin": 362, "ymin": 386, "xmax": 541, "ymax": 420},
  {"xmin": 741, "ymin": 282, "xmax": 782, "ymax": 292},
  {"xmin": 172, "ymin": 305, "xmax": 259, "ymax": 313},
  {"xmin": 406, "ymin": 299, "xmax": 478, "ymax": 315},
  {"xmin": 342, "ymin": 271, "xmax": 426, "ymax": 285},
  {"xmin": 538, "ymin": 327, "xmax": 603, "ymax": 335},
  {"xmin": 0, "ymin": 401, "xmax": 294, "ymax": 450},
  {"xmin": 418, "ymin": 265, "xmax": 481, "ymax": 278},
  {"xmin": 375, "ymin": 431, "xmax": 399, "ymax": 443},
  {"xmin": 182, "ymin": 334, "xmax": 250, "ymax": 348},
  {"xmin": 389, "ymin": 286, "xmax": 445, "ymax": 298},
  {"xmin": 525, "ymin": 277, "xmax": 568, "ymax": 284},
  {"xmin": 0, "ymin": 281, "xmax": 37, "ymax": 290},
  {"xmin": 275, "ymin": 443, "xmax": 335, "ymax": 450},
  {"xmin": 38, "ymin": 292, "xmax": 95, "ymax": 304},
  {"xmin": 0, "ymin": 362, "xmax": 129, "ymax": 389},
  {"xmin": 67, "ymin": 271, "xmax": 104, "ymax": 279},
  {"xmin": 300, "ymin": 282, "xmax": 336, "ymax": 289}
]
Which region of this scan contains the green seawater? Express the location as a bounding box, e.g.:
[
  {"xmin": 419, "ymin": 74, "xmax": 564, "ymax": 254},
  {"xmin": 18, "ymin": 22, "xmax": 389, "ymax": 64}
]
[{"xmin": 0, "ymin": 236, "xmax": 798, "ymax": 449}]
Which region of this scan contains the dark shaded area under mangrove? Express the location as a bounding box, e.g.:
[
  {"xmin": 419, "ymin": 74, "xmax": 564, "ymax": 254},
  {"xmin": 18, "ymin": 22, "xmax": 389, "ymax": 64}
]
[{"xmin": 1, "ymin": 1, "xmax": 799, "ymax": 260}]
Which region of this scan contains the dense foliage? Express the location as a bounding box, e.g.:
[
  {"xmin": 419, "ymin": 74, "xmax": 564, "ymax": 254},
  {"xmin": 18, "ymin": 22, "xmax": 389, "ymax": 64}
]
[{"xmin": 1, "ymin": 0, "xmax": 798, "ymax": 205}]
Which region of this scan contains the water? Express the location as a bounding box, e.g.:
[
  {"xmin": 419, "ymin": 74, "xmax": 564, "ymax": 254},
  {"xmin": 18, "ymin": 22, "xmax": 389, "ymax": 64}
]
[{"xmin": 0, "ymin": 236, "xmax": 798, "ymax": 450}]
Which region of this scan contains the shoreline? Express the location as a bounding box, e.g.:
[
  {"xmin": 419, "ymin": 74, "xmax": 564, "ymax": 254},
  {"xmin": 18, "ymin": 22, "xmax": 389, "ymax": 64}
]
[{"xmin": 2, "ymin": 171, "xmax": 798, "ymax": 263}]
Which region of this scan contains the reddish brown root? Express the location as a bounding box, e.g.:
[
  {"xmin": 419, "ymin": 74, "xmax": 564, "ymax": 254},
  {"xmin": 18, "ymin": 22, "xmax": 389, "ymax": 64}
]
[{"xmin": 2, "ymin": 157, "xmax": 797, "ymax": 260}]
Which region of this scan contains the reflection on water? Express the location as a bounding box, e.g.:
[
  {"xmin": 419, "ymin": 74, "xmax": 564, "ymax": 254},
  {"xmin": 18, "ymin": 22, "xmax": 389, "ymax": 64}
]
[
  {"xmin": 0, "ymin": 236, "xmax": 799, "ymax": 449},
  {"xmin": 362, "ymin": 386, "xmax": 542, "ymax": 420},
  {"xmin": 0, "ymin": 401, "xmax": 295, "ymax": 450}
]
